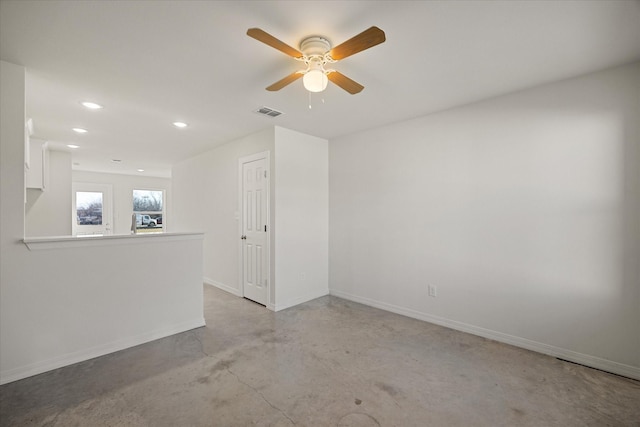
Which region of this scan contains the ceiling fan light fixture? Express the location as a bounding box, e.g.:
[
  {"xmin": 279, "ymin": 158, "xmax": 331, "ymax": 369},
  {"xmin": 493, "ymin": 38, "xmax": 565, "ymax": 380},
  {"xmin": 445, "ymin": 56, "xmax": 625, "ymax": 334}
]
[{"xmin": 303, "ymin": 69, "xmax": 328, "ymax": 93}]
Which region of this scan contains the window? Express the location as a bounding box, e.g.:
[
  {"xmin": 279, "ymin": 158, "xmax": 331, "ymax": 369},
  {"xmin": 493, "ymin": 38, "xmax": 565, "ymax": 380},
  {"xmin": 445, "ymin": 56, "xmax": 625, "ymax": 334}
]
[
  {"xmin": 72, "ymin": 183, "xmax": 113, "ymax": 236},
  {"xmin": 76, "ymin": 191, "xmax": 103, "ymax": 225},
  {"xmin": 133, "ymin": 189, "xmax": 164, "ymax": 233}
]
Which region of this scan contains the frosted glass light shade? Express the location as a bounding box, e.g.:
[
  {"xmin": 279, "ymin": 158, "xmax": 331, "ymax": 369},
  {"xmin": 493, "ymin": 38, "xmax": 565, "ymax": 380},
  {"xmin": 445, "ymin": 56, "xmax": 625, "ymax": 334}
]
[{"xmin": 303, "ymin": 70, "xmax": 328, "ymax": 92}]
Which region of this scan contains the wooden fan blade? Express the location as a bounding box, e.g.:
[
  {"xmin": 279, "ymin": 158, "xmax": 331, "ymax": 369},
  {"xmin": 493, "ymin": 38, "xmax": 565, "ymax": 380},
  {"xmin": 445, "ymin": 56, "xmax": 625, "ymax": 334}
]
[
  {"xmin": 328, "ymin": 26, "xmax": 386, "ymax": 61},
  {"xmin": 266, "ymin": 72, "xmax": 303, "ymax": 91},
  {"xmin": 247, "ymin": 28, "xmax": 303, "ymax": 58},
  {"xmin": 327, "ymin": 71, "xmax": 364, "ymax": 94}
]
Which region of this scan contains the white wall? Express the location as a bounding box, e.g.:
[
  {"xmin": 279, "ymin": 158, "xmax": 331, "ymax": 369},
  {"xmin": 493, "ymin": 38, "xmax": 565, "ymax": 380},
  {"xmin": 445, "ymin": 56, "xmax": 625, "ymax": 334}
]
[
  {"xmin": 73, "ymin": 171, "xmax": 171, "ymax": 235},
  {"xmin": 25, "ymin": 150, "xmax": 72, "ymax": 237},
  {"xmin": 274, "ymin": 127, "xmax": 329, "ymax": 310},
  {"xmin": 172, "ymin": 128, "xmax": 276, "ymax": 303},
  {"xmin": 172, "ymin": 126, "xmax": 330, "ymax": 311},
  {"xmin": 329, "ymin": 62, "xmax": 640, "ymax": 379},
  {"xmin": 1, "ymin": 61, "xmax": 204, "ymax": 385}
]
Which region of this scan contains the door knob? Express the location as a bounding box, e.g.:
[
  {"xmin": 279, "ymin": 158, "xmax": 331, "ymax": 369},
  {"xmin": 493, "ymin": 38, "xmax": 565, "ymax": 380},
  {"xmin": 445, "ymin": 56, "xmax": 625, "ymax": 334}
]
[{"xmin": 241, "ymin": 235, "xmax": 246, "ymax": 240}]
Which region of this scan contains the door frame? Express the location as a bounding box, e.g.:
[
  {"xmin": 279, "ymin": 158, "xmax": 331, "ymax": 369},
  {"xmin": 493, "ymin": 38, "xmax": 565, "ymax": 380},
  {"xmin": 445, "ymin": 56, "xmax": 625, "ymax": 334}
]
[
  {"xmin": 72, "ymin": 182, "xmax": 113, "ymax": 236},
  {"xmin": 238, "ymin": 151, "xmax": 271, "ymax": 309}
]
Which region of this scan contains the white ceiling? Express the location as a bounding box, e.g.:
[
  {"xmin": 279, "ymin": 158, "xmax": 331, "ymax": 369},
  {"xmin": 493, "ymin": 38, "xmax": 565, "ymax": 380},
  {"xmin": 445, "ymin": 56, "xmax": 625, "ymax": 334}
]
[{"xmin": 1, "ymin": 0, "xmax": 639, "ymax": 177}]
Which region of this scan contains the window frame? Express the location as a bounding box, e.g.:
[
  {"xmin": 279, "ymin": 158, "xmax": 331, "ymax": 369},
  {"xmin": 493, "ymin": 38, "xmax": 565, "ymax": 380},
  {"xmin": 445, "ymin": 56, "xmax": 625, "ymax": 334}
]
[{"xmin": 132, "ymin": 188, "xmax": 165, "ymax": 233}]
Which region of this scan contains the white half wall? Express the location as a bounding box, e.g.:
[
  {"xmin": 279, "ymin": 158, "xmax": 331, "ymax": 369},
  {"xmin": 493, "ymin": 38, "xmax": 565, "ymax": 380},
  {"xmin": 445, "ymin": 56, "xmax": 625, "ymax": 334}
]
[
  {"xmin": 1, "ymin": 61, "xmax": 204, "ymax": 385},
  {"xmin": 26, "ymin": 150, "xmax": 72, "ymax": 237},
  {"xmin": 172, "ymin": 128, "xmax": 275, "ymax": 303},
  {"xmin": 274, "ymin": 127, "xmax": 329, "ymax": 310},
  {"xmin": 73, "ymin": 170, "xmax": 171, "ymax": 235},
  {"xmin": 329, "ymin": 62, "xmax": 640, "ymax": 379}
]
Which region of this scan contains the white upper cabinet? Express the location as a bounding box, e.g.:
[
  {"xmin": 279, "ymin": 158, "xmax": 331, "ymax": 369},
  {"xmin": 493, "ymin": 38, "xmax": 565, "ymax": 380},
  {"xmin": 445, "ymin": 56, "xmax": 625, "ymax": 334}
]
[{"xmin": 26, "ymin": 138, "xmax": 49, "ymax": 190}]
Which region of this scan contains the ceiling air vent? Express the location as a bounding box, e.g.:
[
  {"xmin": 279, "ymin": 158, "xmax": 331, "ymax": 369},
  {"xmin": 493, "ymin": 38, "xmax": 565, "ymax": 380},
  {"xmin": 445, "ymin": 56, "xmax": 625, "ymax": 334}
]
[{"xmin": 254, "ymin": 106, "xmax": 283, "ymax": 118}]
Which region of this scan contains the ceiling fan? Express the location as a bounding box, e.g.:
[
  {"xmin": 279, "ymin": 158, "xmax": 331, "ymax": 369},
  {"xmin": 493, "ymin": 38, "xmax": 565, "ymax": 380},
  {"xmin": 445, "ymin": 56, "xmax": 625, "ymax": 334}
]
[{"xmin": 246, "ymin": 26, "xmax": 386, "ymax": 94}]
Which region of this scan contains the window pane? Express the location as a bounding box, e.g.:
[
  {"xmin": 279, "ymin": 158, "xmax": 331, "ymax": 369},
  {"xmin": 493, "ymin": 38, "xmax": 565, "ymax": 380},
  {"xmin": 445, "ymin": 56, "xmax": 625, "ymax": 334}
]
[
  {"xmin": 76, "ymin": 191, "xmax": 103, "ymax": 225},
  {"xmin": 133, "ymin": 190, "xmax": 162, "ymax": 212},
  {"xmin": 133, "ymin": 190, "xmax": 163, "ymax": 232}
]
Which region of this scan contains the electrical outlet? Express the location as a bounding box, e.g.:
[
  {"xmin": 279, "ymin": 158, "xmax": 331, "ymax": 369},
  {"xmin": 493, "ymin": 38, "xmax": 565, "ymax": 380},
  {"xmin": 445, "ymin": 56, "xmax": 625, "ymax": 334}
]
[{"xmin": 428, "ymin": 285, "xmax": 437, "ymax": 297}]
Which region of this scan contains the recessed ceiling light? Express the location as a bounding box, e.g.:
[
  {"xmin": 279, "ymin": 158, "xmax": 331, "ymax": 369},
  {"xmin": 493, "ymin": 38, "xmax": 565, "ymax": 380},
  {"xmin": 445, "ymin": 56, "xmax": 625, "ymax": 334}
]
[
  {"xmin": 173, "ymin": 122, "xmax": 187, "ymax": 128},
  {"xmin": 67, "ymin": 144, "xmax": 79, "ymax": 149},
  {"xmin": 137, "ymin": 169, "xmax": 145, "ymax": 172},
  {"xmin": 81, "ymin": 101, "xmax": 103, "ymax": 110},
  {"xmin": 72, "ymin": 128, "xmax": 88, "ymax": 134}
]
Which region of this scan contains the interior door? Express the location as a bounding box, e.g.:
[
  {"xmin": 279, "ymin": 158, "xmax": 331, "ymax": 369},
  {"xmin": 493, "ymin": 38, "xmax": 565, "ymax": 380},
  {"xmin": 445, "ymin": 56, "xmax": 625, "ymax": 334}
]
[
  {"xmin": 72, "ymin": 183, "xmax": 113, "ymax": 236},
  {"xmin": 241, "ymin": 155, "xmax": 269, "ymax": 305}
]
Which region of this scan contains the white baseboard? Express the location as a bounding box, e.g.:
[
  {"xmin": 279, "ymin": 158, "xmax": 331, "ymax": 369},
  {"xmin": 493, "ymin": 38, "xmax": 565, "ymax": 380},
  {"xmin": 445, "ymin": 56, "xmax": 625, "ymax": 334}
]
[
  {"xmin": 204, "ymin": 277, "xmax": 241, "ymax": 297},
  {"xmin": 0, "ymin": 318, "xmax": 205, "ymax": 386},
  {"xmin": 329, "ymin": 289, "xmax": 640, "ymax": 381},
  {"xmin": 274, "ymin": 288, "xmax": 330, "ymax": 312}
]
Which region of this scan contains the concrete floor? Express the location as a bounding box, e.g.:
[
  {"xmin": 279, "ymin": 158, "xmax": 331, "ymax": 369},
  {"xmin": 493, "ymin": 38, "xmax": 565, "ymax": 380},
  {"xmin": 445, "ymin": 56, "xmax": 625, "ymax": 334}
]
[{"xmin": 1, "ymin": 285, "xmax": 639, "ymax": 426}]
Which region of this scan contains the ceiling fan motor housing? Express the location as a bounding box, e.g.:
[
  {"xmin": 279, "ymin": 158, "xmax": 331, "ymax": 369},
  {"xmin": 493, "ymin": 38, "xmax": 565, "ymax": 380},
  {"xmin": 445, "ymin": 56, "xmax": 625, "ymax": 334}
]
[{"xmin": 300, "ymin": 36, "xmax": 331, "ymax": 57}]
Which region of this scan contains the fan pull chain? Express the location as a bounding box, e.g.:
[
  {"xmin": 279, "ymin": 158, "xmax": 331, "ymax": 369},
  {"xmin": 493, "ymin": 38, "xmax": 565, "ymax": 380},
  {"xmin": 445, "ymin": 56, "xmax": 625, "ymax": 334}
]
[{"xmin": 307, "ymin": 92, "xmax": 326, "ymax": 110}]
